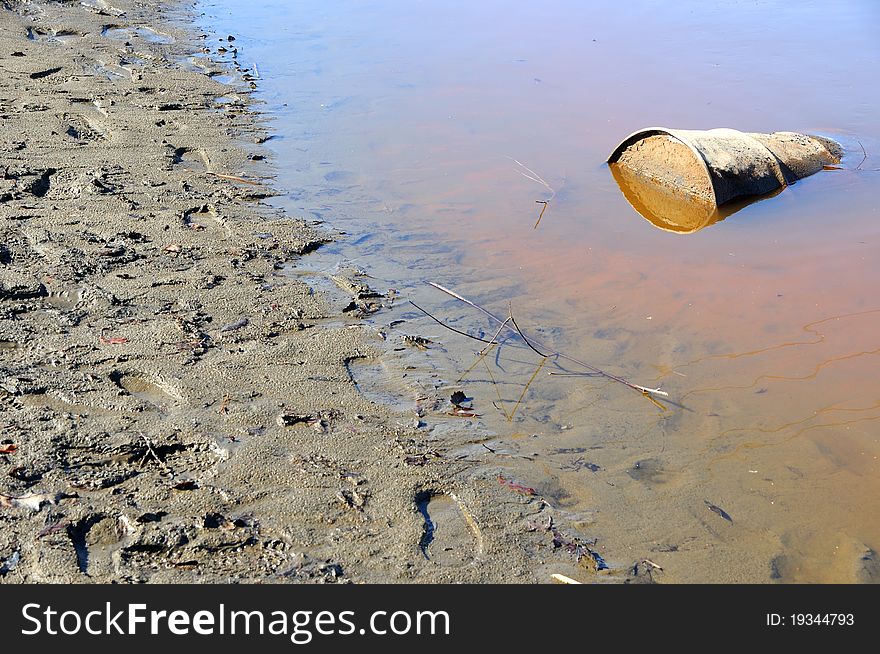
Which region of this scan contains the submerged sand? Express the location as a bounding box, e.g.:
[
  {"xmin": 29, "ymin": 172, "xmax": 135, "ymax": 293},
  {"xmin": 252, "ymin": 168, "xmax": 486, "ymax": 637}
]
[{"xmin": 0, "ymin": 0, "xmax": 646, "ymax": 583}]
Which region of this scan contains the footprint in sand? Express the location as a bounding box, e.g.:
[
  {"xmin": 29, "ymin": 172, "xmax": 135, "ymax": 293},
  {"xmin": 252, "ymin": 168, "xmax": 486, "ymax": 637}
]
[
  {"xmin": 181, "ymin": 203, "xmax": 231, "ymax": 238},
  {"xmin": 68, "ymin": 514, "xmax": 132, "ymax": 578},
  {"xmin": 416, "ymin": 491, "xmax": 482, "ymax": 567},
  {"xmin": 27, "ymin": 27, "xmax": 86, "ymax": 45},
  {"xmin": 171, "ymin": 146, "xmax": 210, "ymax": 172},
  {"xmin": 110, "ymin": 371, "xmax": 183, "ymax": 412},
  {"xmin": 63, "ymin": 114, "xmax": 109, "ymax": 143}
]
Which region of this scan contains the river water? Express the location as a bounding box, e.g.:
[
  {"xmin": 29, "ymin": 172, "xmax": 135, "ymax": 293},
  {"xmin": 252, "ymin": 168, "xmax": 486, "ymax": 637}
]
[{"xmin": 197, "ymin": 0, "xmax": 880, "ymax": 582}]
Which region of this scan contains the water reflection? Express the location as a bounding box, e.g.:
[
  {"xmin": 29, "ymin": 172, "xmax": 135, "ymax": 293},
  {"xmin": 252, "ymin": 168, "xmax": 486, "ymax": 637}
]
[{"xmin": 609, "ymin": 163, "xmax": 783, "ymax": 234}]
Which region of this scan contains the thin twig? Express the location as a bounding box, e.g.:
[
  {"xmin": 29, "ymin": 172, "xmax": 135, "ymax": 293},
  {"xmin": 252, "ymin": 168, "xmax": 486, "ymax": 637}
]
[
  {"xmin": 508, "ymin": 157, "xmax": 557, "ymax": 229},
  {"xmin": 548, "ymin": 371, "xmax": 603, "ymax": 377},
  {"xmin": 856, "ymin": 139, "xmax": 867, "ymax": 171},
  {"xmin": 457, "ymin": 342, "xmax": 498, "ymax": 384},
  {"xmin": 482, "ymin": 357, "xmax": 510, "ymax": 421},
  {"xmin": 826, "ymin": 141, "xmax": 879, "ymax": 172},
  {"xmin": 481, "ymin": 316, "xmax": 512, "ymax": 355},
  {"xmin": 642, "ymin": 390, "xmax": 667, "ymax": 412},
  {"xmin": 217, "ymin": 393, "xmax": 230, "ymax": 414},
  {"xmin": 426, "ymin": 282, "xmax": 668, "ymax": 398},
  {"xmin": 534, "ymin": 200, "xmax": 548, "ymax": 229},
  {"xmin": 207, "ymin": 171, "xmax": 263, "ymax": 186},
  {"xmin": 509, "ymin": 356, "xmax": 547, "ymax": 421},
  {"xmin": 140, "ymin": 433, "xmax": 172, "ymax": 476},
  {"xmin": 509, "ymin": 157, "xmax": 554, "ymax": 195},
  {"xmin": 427, "ymin": 282, "xmax": 507, "ymax": 326},
  {"xmin": 409, "ymin": 300, "xmax": 493, "ymax": 345},
  {"xmin": 508, "ymin": 303, "xmax": 549, "ymax": 358}
]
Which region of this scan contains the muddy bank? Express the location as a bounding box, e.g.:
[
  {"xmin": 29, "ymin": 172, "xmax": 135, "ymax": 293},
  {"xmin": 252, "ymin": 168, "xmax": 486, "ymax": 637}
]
[{"xmin": 0, "ymin": 0, "xmax": 639, "ymax": 583}]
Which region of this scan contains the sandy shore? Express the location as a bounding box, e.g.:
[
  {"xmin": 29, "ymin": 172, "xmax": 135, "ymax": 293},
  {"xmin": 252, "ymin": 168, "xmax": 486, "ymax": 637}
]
[{"xmin": 0, "ymin": 0, "xmax": 634, "ymax": 584}]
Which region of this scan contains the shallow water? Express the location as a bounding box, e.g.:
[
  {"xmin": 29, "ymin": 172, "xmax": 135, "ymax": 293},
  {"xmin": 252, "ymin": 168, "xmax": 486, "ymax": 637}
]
[{"xmin": 198, "ymin": 0, "xmax": 880, "ymax": 582}]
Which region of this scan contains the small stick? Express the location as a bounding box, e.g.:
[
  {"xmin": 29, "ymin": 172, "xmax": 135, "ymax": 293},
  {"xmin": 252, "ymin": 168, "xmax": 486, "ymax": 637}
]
[
  {"xmin": 207, "ymin": 172, "xmax": 262, "ymax": 186},
  {"xmin": 508, "ymin": 304, "xmax": 549, "ymax": 358},
  {"xmin": 508, "ymin": 356, "xmax": 547, "ymax": 422},
  {"xmin": 548, "ymin": 371, "xmax": 602, "ymax": 377},
  {"xmin": 534, "ymin": 200, "xmax": 548, "ymax": 229},
  {"xmin": 642, "ymin": 390, "xmax": 668, "ymax": 412},
  {"xmin": 409, "ymin": 300, "xmax": 494, "ymax": 345},
  {"xmin": 508, "ymin": 157, "xmax": 556, "ymax": 229},
  {"xmin": 509, "ymin": 157, "xmax": 554, "ymax": 195},
  {"xmin": 140, "ymin": 433, "xmax": 172, "ymax": 476},
  {"xmin": 427, "ymin": 282, "xmax": 507, "ymax": 326},
  {"xmin": 481, "ymin": 316, "xmax": 511, "ymax": 356},
  {"xmin": 482, "ymin": 357, "xmax": 510, "ymax": 421},
  {"xmin": 856, "ymin": 139, "xmax": 867, "ymax": 171},
  {"xmin": 457, "ymin": 342, "xmax": 498, "ymax": 384}
]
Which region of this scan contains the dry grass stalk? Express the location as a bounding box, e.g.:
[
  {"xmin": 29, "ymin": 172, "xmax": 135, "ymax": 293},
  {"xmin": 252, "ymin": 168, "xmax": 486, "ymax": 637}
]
[
  {"xmin": 534, "ymin": 200, "xmax": 549, "ymax": 229},
  {"xmin": 856, "ymin": 140, "xmax": 867, "ymax": 171},
  {"xmin": 207, "ymin": 171, "xmax": 263, "ymax": 186},
  {"xmin": 457, "ymin": 341, "xmax": 499, "ymax": 384},
  {"xmin": 508, "ymin": 356, "xmax": 547, "ymax": 422},
  {"xmin": 481, "ymin": 356, "xmax": 510, "ymax": 420},
  {"xmin": 426, "ymin": 282, "xmax": 668, "ymax": 401},
  {"xmin": 508, "ymin": 157, "xmax": 556, "ymax": 229},
  {"xmin": 409, "ymin": 300, "xmax": 494, "ymax": 345}
]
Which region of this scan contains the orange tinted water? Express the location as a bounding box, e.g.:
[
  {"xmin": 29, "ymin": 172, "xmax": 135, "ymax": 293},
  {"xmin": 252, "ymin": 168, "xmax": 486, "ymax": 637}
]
[{"xmin": 201, "ymin": 0, "xmax": 880, "ymax": 581}]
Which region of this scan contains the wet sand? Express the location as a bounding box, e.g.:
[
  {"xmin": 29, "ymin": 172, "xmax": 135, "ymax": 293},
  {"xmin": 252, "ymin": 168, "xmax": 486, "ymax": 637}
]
[{"xmin": 0, "ymin": 0, "xmax": 616, "ymax": 583}]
